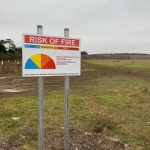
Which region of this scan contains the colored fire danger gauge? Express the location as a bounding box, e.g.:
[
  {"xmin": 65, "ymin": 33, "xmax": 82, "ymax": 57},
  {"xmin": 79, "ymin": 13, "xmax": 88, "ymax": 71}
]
[{"xmin": 25, "ymin": 54, "xmax": 56, "ymax": 69}]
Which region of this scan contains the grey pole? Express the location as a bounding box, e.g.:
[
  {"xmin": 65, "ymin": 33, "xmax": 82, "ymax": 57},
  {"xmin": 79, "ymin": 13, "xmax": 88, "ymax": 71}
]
[
  {"xmin": 64, "ymin": 28, "xmax": 70, "ymax": 150},
  {"xmin": 37, "ymin": 25, "xmax": 45, "ymax": 150}
]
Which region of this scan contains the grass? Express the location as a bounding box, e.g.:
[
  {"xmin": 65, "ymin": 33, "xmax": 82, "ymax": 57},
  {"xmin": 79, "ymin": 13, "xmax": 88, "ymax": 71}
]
[
  {"xmin": 0, "ymin": 59, "xmax": 150, "ymax": 149},
  {"xmin": 84, "ymin": 59, "xmax": 150, "ymax": 73}
]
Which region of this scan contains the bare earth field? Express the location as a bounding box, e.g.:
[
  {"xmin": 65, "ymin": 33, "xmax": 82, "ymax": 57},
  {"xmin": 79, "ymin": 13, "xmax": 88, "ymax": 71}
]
[{"xmin": 0, "ymin": 59, "xmax": 150, "ymax": 150}]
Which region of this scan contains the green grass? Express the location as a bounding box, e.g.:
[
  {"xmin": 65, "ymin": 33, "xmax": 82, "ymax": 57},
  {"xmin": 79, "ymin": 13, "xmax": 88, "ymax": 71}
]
[
  {"xmin": 0, "ymin": 59, "xmax": 150, "ymax": 149},
  {"xmin": 84, "ymin": 59, "xmax": 150, "ymax": 73}
]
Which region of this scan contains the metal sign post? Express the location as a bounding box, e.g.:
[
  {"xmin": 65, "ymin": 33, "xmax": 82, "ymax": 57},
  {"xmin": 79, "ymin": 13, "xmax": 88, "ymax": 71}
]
[
  {"xmin": 37, "ymin": 25, "xmax": 45, "ymax": 150},
  {"xmin": 64, "ymin": 28, "xmax": 70, "ymax": 150}
]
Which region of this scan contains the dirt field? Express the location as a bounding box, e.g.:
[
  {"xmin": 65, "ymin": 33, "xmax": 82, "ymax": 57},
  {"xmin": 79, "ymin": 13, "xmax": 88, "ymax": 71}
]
[{"xmin": 0, "ymin": 59, "xmax": 150, "ymax": 150}]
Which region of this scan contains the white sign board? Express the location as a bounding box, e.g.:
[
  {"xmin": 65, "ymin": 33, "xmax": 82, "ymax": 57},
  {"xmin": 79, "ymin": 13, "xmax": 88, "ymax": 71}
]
[{"xmin": 22, "ymin": 34, "xmax": 80, "ymax": 77}]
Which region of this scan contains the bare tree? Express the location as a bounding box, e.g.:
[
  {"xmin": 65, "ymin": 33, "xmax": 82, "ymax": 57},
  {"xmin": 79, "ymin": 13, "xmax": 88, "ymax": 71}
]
[{"xmin": 5, "ymin": 39, "xmax": 16, "ymax": 53}]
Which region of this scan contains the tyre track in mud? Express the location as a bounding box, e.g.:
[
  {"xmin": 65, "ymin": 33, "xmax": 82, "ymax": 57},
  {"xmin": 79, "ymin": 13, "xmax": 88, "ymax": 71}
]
[{"xmin": 0, "ymin": 66, "xmax": 149, "ymax": 98}]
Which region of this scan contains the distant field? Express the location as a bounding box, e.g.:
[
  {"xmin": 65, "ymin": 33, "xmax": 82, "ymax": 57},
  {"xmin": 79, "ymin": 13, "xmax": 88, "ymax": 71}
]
[
  {"xmin": 0, "ymin": 59, "xmax": 150, "ymax": 150},
  {"xmin": 84, "ymin": 59, "xmax": 150, "ymax": 73}
]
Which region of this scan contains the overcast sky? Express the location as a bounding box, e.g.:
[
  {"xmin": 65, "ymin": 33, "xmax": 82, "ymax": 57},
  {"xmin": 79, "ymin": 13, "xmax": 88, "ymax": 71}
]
[{"xmin": 0, "ymin": 0, "xmax": 150, "ymax": 54}]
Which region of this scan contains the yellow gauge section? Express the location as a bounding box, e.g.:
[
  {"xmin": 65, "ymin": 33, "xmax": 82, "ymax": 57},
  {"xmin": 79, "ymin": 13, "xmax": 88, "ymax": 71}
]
[{"xmin": 30, "ymin": 54, "xmax": 41, "ymax": 68}]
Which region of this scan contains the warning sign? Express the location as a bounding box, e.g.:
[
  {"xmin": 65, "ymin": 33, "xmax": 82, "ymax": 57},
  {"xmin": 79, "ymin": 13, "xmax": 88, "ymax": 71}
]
[{"xmin": 22, "ymin": 34, "xmax": 80, "ymax": 77}]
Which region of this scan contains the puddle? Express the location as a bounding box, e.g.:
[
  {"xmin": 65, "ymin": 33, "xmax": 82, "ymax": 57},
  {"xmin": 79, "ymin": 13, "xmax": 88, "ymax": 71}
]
[
  {"xmin": 12, "ymin": 117, "xmax": 20, "ymax": 121},
  {"xmin": 14, "ymin": 83, "xmax": 33, "ymax": 86},
  {"xmin": 1, "ymin": 89, "xmax": 31, "ymax": 93},
  {"xmin": 0, "ymin": 77, "xmax": 8, "ymax": 79}
]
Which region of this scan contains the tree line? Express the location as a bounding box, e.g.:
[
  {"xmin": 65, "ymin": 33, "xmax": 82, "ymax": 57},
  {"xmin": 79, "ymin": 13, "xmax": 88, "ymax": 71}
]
[
  {"xmin": 0, "ymin": 39, "xmax": 88, "ymax": 59},
  {"xmin": 0, "ymin": 39, "xmax": 21, "ymax": 59}
]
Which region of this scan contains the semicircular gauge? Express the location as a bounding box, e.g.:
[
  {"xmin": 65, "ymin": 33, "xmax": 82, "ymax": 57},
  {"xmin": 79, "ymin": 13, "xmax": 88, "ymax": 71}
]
[{"xmin": 25, "ymin": 54, "xmax": 56, "ymax": 69}]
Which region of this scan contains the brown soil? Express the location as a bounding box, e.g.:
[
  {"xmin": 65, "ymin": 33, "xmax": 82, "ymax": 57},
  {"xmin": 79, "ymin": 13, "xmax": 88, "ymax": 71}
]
[
  {"xmin": 0, "ymin": 67, "xmax": 149, "ymax": 98},
  {"xmin": 46, "ymin": 129, "xmax": 127, "ymax": 150},
  {"xmin": 0, "ymin": 129, "xmax": 127, "ymax": 150},
  {"xmin": 0, "ymin": 66, "xmax": 149, "ymax": 149}
]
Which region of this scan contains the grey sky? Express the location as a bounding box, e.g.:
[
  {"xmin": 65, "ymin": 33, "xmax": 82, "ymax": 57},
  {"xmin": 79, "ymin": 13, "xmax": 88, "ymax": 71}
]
[{"xmin": 0, "ymin": 0, "xmax": 150, "ymax": 54}]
